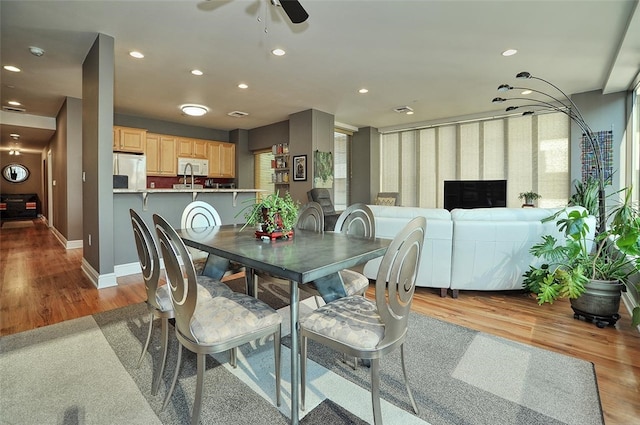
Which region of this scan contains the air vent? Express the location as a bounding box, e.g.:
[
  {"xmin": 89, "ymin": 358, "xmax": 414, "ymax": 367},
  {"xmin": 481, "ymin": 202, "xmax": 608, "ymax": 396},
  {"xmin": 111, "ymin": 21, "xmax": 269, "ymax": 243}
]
[
  {"xmin": 3, "ymin": 106, "xmax": 26, "ymax": 113},
  {"xmin": 227, "ymin": 111, "xmax": 249, "ymax": 118},
  {"xmin": 393, "ymin": 106, "xmax": 413, "ymax": 114}
]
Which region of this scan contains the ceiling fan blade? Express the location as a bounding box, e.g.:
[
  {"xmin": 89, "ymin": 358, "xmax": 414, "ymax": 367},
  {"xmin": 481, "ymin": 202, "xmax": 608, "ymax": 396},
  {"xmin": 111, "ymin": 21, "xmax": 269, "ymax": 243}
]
[{"xmin": 278, "ymin": 0, "xmax": 309, "ymax": 24}]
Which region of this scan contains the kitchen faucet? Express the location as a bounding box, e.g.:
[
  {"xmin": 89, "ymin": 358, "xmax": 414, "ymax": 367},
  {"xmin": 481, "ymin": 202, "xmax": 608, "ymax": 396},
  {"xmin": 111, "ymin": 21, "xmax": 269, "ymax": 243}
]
[{"xmin": 183, "ymin": 162, "xmax": 194, "ymax": 189}]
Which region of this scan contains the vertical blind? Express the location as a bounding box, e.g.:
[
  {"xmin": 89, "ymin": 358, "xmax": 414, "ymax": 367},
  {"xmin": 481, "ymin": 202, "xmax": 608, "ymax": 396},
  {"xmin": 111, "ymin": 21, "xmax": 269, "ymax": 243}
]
[{"xmin": 380, "ymin": 112, "xmax": 570, "ymax": 208}]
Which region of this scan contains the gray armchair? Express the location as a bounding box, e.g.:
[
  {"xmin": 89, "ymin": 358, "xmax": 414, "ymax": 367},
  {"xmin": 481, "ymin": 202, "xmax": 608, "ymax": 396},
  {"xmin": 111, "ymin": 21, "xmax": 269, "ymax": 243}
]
[{"xmin": 307, "ymin": 188, "xmax": 340, "ymax": 231}]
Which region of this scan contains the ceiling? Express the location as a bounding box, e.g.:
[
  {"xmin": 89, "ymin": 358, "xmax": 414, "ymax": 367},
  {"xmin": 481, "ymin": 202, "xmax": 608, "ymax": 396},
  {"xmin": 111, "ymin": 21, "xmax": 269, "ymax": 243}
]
[{"xmin": 1, "ymin": 0, "xmax": 639, "ymax": 154}]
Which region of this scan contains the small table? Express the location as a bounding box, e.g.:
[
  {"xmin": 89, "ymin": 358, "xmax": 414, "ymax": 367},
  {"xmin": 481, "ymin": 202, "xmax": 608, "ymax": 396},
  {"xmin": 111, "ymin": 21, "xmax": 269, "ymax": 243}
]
[{"xmin": 178, "ymin": 224, "xmax": 389, "ymax": 424}]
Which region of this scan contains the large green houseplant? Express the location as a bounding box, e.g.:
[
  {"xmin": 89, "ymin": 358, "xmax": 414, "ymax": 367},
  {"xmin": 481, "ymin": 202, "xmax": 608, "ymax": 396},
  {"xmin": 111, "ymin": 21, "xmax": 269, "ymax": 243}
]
[
  {"xmin": 523, "ymin": 186, "xmax": 640, "ymax": 327},
  {"xmin": 237, "ymin": 191, "xmax": 299, "ymax": 234}
]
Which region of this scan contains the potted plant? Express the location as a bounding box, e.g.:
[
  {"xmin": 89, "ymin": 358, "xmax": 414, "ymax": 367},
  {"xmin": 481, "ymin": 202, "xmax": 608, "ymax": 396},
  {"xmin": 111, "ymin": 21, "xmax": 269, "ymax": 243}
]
[
  {"xmin": 523, "ymin": 186, "xmax": 640, "ymax": 327},
  {"xmin": 237, "ymin": 191, "xmax": 299, "ymax": 238},
  {"xmin": 518, "ymin": 191, "xmax": 541, "ymax": 205}
]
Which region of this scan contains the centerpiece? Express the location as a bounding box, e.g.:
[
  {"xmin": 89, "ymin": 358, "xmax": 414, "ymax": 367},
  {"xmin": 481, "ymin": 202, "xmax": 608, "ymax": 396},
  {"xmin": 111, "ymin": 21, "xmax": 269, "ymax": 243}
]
[{"xmin": 237, "ymin": 191, "xmax": 299, "ymax": 240}]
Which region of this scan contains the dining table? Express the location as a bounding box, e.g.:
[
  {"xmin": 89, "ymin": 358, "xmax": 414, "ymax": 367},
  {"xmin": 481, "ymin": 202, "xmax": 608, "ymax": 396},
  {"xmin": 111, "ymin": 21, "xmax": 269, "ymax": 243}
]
[{"xmin": 177, "ymin": 224, "xmax": 390, "ymax": 425}]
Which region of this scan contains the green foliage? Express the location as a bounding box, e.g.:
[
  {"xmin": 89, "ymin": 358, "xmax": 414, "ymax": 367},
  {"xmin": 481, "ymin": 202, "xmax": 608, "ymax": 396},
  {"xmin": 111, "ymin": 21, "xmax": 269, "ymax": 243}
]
[
  {"xmin": 236, "ymin": 191, "xmax": 300, "ymax": 233},
  {"xmin": 524, "ymin": 186, "xmax": 640, "ymax": 327},
  {"xmin": 569, "ymin": 177, "xmax": 600, "ymax": 219},
  {"xmin": 518, "ymin": 191, "xmax": 541, "ymax": 202}
]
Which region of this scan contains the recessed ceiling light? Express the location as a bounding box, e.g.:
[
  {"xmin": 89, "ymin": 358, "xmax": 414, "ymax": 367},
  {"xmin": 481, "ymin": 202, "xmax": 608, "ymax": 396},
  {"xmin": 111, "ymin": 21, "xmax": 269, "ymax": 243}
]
[
  {"xmin": 3, "ymin": 65, "xmax": 21, "ymax": 72},
  {"xmin": 180, "ymin": 104, "xmax": 209, "ymax": 117},
  {"xmin": 502, "ymin": 49, "xmax": 518, "ymax": 57},
  {"xmin": 129, "ymin": 51, "xmax": 144, "ymax": 59},
  {"xmin": 359, "ymin": 88, "xmax": 369, "ymax": 94},
  {"xmin": 238, "ymin": 83, "xmax": 249, "ymax": 89},
  {"xmin": 8, "ymin": 101, "xmax": 21, "ymax": 106},
  {"xmin": 29, "ymin": 46, "xmax": 45, "ymax": 57},
  {"xmin": 521, "ymin": 90, "xmax": 532, "ymax": 95},
  {"xmin": 271, "ymin": 48, "xmax": 286, "ymax": 56},
  {"xmin": 406, "ymin": 111, "xmax": 414, "ymax": 115},
  {"xmin": 191, "ymin": 69, "xmax": 203, "ymax": 76}
]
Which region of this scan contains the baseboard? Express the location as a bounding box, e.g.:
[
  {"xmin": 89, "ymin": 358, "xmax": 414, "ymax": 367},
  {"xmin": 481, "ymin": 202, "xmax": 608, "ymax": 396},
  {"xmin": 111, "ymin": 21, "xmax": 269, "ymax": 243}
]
[{"xmin": 81, "ymin": 258, "xmax": 117, "ymax": 289}]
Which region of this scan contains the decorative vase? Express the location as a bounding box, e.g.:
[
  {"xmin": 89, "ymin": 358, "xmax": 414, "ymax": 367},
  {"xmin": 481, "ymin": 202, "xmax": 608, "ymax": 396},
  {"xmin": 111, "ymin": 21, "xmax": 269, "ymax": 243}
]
[{"xmin": 570, "ymin": 279, "xmax": 623, "ymax": 328}]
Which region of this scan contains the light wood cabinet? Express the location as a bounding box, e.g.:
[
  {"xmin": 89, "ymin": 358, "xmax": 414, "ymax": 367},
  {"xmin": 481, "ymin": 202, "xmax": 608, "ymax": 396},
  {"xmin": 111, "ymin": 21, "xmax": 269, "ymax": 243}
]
[
  {"xmin": 113, "ymin": 126, "xmax": 146, "ymax": 153},
  {"xmin": 145, "ymin": 133, "xmax": 177, "ymax": 176},
  {"xmin": 208, "ymin": 142, "xmax": 236, "ymax": 178},
  {"xmin": 177, "ymin": 137, "xmax": 207, "ymax": 159}
]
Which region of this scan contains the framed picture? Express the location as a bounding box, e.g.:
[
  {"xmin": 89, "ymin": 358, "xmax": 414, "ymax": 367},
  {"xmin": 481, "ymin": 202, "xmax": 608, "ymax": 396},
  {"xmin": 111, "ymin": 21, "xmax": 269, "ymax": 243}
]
[{"xmin": 293, "ymin": 155, "xmax": 307, "ymax": 181}]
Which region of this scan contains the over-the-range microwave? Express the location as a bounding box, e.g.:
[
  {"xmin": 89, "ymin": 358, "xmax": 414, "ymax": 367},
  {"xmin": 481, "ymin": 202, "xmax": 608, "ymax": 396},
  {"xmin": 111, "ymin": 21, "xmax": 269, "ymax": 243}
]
[{"xmin": 177, "ymin": 157, "xmax": 209, "ymax": 176}]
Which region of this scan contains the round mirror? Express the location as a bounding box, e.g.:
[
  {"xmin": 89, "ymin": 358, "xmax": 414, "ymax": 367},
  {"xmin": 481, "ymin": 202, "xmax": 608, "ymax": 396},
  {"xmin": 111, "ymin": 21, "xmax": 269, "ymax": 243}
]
[{"xmin": 2, "ymin": 163, "xmax": 30, "ymax": 183}]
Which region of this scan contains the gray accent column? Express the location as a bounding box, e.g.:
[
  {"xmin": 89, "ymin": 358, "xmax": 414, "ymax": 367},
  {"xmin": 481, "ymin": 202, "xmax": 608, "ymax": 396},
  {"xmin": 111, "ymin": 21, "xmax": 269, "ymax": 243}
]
[
  {"xmin": 82, "ymin": 33, "xmax": 115, "ymax": 287},
  {"xmin": 352, "ymin": 126, "xmax": 378, "ymax": 204}
]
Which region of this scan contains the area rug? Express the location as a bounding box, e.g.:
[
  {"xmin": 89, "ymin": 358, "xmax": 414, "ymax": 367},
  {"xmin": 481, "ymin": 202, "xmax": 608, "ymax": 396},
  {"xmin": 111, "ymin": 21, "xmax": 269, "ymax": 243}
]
[
  {"xmin": 0, "ymin": 297, "xmax": 603, "ymax": 425},
  {"xmin": 1, "ymin": 220, "xmax": 35, "ymax": 229}
]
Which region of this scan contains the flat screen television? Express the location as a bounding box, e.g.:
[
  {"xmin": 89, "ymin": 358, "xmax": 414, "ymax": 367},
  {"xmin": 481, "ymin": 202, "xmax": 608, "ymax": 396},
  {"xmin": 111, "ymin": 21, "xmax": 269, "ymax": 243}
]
[{"xmin": 444, "ymin": 180, "xmax": 507, "ymax": 211}]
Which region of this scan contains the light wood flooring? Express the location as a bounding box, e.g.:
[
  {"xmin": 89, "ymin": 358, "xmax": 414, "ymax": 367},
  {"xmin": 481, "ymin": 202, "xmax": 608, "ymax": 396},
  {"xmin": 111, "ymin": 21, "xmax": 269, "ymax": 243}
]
[{"xmin": 1, "ymin": 218, "xmax": 638, "ymax": 424}]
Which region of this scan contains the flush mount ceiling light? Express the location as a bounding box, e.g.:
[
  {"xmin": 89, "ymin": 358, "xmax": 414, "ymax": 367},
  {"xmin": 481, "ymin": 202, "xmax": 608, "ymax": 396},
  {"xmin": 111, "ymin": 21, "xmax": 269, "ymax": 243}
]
[
  {"xmin": 29, "ymin": 46, "xmax": 45, "ymax": 57},
  {"xmin": 502, "ymin": 49, "xmax": 518, "ymax": 56},
  {"xmin": 271, "ymin": 48, "xmax": 286, "ymax": 56},
  {"xmin": 129, "ymin": 51, "xmax": 144, "ymax": 59},
  {"xmin": 3, "ymin": 65, "xmax": 21, "ymax": 72},
  {"xmin": 180, "ymin": 104, "xmax": 209, "ymax": 117}
]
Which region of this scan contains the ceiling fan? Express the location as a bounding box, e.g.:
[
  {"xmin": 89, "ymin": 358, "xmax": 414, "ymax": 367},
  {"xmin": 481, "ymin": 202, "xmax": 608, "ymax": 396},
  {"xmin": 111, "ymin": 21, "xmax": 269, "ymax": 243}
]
[
  {"xmin": 271, "ymin": 0, "xmax": 309, "ymax": 24},
  {"xmin": 203, "ymin": 0, "xmax": 308, "ymax": 24}
]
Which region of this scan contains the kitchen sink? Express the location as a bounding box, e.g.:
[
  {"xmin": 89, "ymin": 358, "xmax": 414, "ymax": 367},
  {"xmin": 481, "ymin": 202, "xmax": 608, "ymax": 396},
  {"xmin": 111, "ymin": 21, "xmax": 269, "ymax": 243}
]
[{"xmin": 172, "ymin": 184, "xmax": 204, "ymax": 190}]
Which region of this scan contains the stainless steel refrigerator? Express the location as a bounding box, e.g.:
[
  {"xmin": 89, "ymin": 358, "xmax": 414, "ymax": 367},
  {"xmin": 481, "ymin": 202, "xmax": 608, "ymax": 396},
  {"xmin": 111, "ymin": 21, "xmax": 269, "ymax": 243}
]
[{"xmin": 113, "ymin": 153, "xmax": 147, "ymax": 190}]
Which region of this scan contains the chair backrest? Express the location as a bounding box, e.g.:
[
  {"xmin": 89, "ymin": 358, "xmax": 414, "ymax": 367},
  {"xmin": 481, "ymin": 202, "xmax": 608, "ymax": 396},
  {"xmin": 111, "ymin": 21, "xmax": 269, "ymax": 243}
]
[
  {"xmin": 296, "ymin": 202, "xmax": 324, "ymax": 232},
  {"xmin": 307, "ymin": 188, "xmax": 336, "ymax": 215},
  {"xmin": 153, "ymin": 213, "xmax": 199, "ymax": 340},
  {"xmin": 374, "ymin": 192, "xmax": 400, "ymax": 206},
  {"xmin": 334, "ymin": 203, "xmax": 376, "ymax": 239},
  {"xmin": 130, "ymin": 209, "xmax": 162, "ymax": 310},
  {"xmin": 181, "ymin": 201, "xmax": 222, "ymax": 229},
  {"xmin": 375, "ymin": 216, "xmax": 426, "ymax": 346}
]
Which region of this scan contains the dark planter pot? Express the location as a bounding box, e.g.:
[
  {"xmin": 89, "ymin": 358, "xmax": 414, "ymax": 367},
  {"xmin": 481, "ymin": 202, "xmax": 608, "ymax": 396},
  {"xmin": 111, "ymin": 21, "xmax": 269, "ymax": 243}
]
[{"xmin": 570, "ymin": 279, "xmax": 623, "ymax": 327}]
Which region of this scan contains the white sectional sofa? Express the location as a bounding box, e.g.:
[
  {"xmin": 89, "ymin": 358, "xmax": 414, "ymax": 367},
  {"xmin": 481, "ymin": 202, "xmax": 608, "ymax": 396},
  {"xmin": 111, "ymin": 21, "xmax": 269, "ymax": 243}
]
[
  {"xmin": 362, "ymin": 205, "xmax": 595, "ymax": 298},
  {"xmin": 363, "ymin": 205, "xmax": 453, "ymax": 297}
]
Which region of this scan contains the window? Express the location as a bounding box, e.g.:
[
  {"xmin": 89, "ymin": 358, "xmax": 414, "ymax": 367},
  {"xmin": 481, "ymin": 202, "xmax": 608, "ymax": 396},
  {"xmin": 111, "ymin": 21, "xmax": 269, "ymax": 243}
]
[
  {"xmin": 254, "ymin": 149, "xmax": 274, "ymax": 199},
  {"xmin": 334, "ymin": 130, "xmax": 351, "ymax": 210},
  {"xmin": 381, "ymin": 112, "xmax": 570, "ymax": 208}
]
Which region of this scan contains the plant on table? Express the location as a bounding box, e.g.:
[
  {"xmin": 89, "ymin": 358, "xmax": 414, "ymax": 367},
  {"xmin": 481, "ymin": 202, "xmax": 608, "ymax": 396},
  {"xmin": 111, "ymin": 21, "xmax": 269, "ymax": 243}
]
[
  {"xmin": 237, "ymin": 191, "xmax": 300, "ymax": 234},
  {"xmin": 518, "ymin": 191, "xmax": 541, "ymax": 205},
  {"xmin": 523, "ymin": 186, "xmax": 640, "ymax": 326}
]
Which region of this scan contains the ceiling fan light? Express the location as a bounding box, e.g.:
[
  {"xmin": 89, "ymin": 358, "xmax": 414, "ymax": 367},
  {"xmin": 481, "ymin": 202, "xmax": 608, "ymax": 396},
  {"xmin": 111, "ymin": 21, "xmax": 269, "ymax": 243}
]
[
  {"xmin": 497, "ymin": 84, "xmax": 512, "ymax": 92},
  {"xmin": 180, "ymin": 104, "xmax": 209, "ymax": 116},
  {"xmin": 492, "ymin": 97, "xmax": 506, "ymax": 104},
  {"xmin": 516, "ymin": 71, "xmax": 531, "ymax": 79}
]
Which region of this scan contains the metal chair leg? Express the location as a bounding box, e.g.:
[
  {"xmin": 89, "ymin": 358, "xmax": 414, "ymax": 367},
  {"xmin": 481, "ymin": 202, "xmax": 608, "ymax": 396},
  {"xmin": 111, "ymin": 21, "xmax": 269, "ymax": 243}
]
[
  {"xmin": 162, "ymin": 343, "xmax": 183, "ymax": 411},
  {"xmin": 274, "ymin": 328, "xmax": 282, "ymax": 407},
  {"xmin": 137, "ymin": 312, "xmax": 154, "ymax": 367},
  {"xmin": 370, "ymin": 358, "xmax": 382, "ymax": 425},
  {"xmin": 191, "ymin": 353, "xmax": 205, "ymax": 425},
  {"xmin": 300, "ymin": 336, "xmax": 307, "ymax": 412},
  {"xmin": 151, "ymin": 317, "xmax": 169, "ymax": 395},
  {"xmin": 400, "ymin": 344, "xmax": 419, "ymax": 415}
]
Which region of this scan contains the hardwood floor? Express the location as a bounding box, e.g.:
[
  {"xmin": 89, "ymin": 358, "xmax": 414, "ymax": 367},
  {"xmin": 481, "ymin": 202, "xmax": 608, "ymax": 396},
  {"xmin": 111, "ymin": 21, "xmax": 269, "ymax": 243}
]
[{"xmin": 1, "ymin": 218, "xmax": 638, "ymax": 424}]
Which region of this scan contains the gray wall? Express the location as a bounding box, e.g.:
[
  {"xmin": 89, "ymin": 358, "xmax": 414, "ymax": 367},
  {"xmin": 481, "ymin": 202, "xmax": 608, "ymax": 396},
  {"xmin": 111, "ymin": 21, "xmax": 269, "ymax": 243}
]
[
  {"xmin": 82, "ymin": 33, "xmax": 115, "ymax": 277},
  {"xmin": 248, "ymin": 120, "xmax": 289, "ymax": 151},
  {"xmin": 230, "ymin": 129, "xmax": 252, "ymax": 189},
  {"xmin": 0, "ymin": 152, "xmax": 42, "ymax": 197},
  {"xmin": 351, "ymin": 126, "xmax": 378, "ymax": 204}
]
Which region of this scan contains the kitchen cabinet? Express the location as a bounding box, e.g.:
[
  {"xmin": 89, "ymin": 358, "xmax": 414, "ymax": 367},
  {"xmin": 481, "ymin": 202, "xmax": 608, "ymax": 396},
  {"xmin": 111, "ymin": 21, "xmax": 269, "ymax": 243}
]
[
  {"xmin": 177, "ymin": 137, "xmax": 207, "ymax": 159},
  {"xmin": 146, "ymin": 133, "xmax": 177, "ymax": 176},
  {"xmin": 208, "ymin": 142, "xmax": 236, "ymax": 178},
  {"xmin": 113, "ymin": 126, "xmax": 146, "ymax": 153}
]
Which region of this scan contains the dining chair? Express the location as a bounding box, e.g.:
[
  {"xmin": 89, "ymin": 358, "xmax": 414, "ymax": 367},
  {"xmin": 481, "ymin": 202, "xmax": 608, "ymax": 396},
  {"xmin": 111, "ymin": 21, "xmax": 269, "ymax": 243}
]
[
  {"xmin": 129, "ymin": 209, "xmax": 233, "ymax": 396},
  {"xmin": 153, "ymin": 214, "xmax": 282, "ymax": 425},
  {"xmin": 300, "ymin": 216, "xmax": 426, "ymax": 425},
  {"xmin": 181, "ymin": 200, "xmax": 230, "ymax": 280}
]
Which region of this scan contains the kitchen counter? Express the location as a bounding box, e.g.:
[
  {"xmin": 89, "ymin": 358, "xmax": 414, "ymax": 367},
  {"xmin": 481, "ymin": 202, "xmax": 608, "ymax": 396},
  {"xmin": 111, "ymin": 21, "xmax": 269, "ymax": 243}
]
[{"xmin": 113, "ymin": 188, "xmax": 263, "ymax": 273}]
